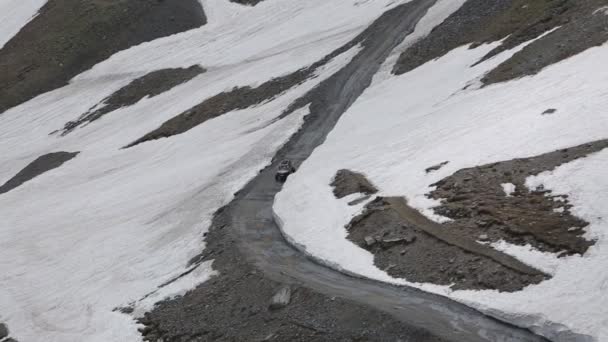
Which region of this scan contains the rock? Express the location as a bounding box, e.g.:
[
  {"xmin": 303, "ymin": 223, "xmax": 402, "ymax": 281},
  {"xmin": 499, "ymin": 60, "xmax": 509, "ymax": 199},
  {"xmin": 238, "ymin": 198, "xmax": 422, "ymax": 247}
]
[
  {"xmin": 269, "ymin": 286, "xmax": 291, "ymax": 310},
  {"xmin": 380, "ymin": 234, "xmax": 416, "ymax": 247},
  {"xmin": 425, "ymin": 161, "xmax": 449, "ymax": 173},
  {"xmin": 364, "ymin": 236, "xmax": 376, "ymax": 246},
  {"xmin": 348, "ymin": 195, "xmax": 371, "ymax": 206},
  {"xmin": 542, "ymin": 108, "xmax": 557, "ymax": 115},
  {"xmin": 0, "ymin": 323, "xmax": 8, "ymax": 339},
  {"xmin": 478, "ymin": 234, "xmax": 490, "ymax": 241}
]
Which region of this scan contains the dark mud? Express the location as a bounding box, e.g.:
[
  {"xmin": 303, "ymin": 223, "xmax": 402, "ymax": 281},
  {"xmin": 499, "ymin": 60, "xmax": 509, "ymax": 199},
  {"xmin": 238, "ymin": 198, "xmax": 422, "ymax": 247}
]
[
  {"xmin": 58, "ymin": 65, "xmax": 205, "ymax": 135},
  {"xmin": 393, "ymin": 0, "xmax": 608, "ymax": 85},
  {"xmin": 0, "ymin": 152, "xmax": 79, "ymax": 195},
  {"xmin": 139, "ymin": 211, "xmax": 446, "ymax": 342},
  {"xmin": 330, "ymin": 169, "xmax": 378, "ymax": 199},
  {"xmin": 429, "ymin": 139, "xmax": 608, "ymax": 256},
  {"xmin": 0, "ymin": 0, "xmax": 206, "ymax": 114}
]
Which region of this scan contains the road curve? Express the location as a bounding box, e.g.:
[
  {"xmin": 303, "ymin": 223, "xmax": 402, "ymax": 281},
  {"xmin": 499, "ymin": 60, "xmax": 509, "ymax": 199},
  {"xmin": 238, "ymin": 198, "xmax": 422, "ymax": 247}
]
[{"xmin": 228, "ymin": 1, "xmax": 550, "ymax": 341}]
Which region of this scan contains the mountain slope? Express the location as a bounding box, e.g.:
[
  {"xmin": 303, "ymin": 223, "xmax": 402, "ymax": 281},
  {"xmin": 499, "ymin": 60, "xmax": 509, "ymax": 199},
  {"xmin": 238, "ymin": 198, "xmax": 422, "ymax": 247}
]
[{"xmin": 1, "ymin": 0, "xmax": 607, "ymax": 341}]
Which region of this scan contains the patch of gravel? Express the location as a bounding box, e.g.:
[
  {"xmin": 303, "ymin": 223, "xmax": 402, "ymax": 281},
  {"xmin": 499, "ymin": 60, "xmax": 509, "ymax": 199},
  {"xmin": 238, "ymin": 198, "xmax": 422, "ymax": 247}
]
[
  {"xmin": 58, "ymin": 65, "xmax": 205, "ymax": 135},
  {"xmin": 429, "ymin": 139, "xmax": 608, "ymax": 256},
  {"xmin": 0, "ymin": 151, "xmax": 79, "ymax": 195},
  {"xmin": 392, "ymin": 0, "xmax": 608, "ymax": 85},
  {"xmin": 347, "ymin": 197, "xmax": 545, "ymax": 292},
  {"xmin": 335, "ymin": 170, "xmax": 546, "ymax": 292},
  {"xmin": 330, "ymin": 169, "xmax": 378, "ymax": 199},
  {"xmin": 137, "ymin": 210, "xmax": 446, "ymax": 342},
  {"xmin": 0, "ymin": 0, "xmax": 206, "ymax": 114},
  {"xmin": 345, "ymin": 141, "xmax": 608, "ymax": 290}
]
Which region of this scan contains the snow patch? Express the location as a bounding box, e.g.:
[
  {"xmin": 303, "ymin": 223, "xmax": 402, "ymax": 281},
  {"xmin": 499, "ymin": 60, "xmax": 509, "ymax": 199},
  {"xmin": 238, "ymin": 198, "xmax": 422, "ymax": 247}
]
[{"xmin": 501, "ymin": 182, "xmax": 516, "ymax": 197}]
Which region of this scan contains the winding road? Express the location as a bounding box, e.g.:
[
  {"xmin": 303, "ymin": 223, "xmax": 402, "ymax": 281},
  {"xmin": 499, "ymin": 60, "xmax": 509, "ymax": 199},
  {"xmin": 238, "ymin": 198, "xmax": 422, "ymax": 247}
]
[{"xmin": 225, "ymin": 0, "xmax": 551, "ymax": 341}]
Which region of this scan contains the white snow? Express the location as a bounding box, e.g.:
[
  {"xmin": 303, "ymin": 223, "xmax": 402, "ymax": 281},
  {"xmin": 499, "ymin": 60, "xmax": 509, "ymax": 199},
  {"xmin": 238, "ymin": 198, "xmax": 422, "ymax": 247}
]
[
  {"xmin": 275, "ymin": 5, "xmax": 608, "ymax": 341},
  {"xmin": 501, "ymin": 182, "xmax": 516, "ymax": 197},
  {"xmin": 0, "ymin": 0, "xmax": 46, "ymax": 48},
  {"xmin": 0, "ymin": 0, "xmax": 402, "ymax": 341}
]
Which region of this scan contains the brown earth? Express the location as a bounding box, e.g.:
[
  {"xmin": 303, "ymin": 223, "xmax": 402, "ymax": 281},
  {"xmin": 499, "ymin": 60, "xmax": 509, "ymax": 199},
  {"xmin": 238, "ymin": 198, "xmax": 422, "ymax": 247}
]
[
  {"xmin": 347, "ymin": 197, "xmax": 545, "ymax": 292},
  {"xmin": 58, "ymin": 65, "xmax": 205, "ymax": 135},
  {"xmin": 342, "ymin": 140, "xmax": 607, "ymax": 291},
  {"xmin": 429, "ymin": 139, "xmax": 608, "ymax": 256},
  {"xmin": 0, "ymin": 0, "xmax": 206, "ymax": 114}
]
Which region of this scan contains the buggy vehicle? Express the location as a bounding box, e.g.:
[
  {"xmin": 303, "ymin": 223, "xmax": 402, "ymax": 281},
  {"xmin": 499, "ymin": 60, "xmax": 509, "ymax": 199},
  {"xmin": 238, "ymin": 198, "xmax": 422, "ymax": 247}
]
[{"xmin": 275, "ymin": 159, "xmax": 296, "ymax": 182}]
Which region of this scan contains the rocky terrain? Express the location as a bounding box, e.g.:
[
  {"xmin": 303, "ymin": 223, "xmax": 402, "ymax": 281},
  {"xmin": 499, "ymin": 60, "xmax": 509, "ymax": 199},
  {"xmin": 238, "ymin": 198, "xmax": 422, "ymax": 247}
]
[
  {"xmin": 0, "ymin": 0, "xmax": 206, "ymax": 114},
  {"xmin": 1, "ymin": 0, "xmax": 607, "ymax": 341},
  {"xmin": 393, "ymin": 0, "xmax": 608, "ymax": 85}
]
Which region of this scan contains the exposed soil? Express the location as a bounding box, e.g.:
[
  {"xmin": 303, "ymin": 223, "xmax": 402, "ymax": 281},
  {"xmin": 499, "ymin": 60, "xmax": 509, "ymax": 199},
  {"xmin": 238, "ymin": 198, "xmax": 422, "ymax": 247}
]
[
  {"xmin": 392, "ymin": 0, "xmax": 608, "ymax": 85},
  {"xmin": 58, "ymin": 65, "xmax": 205, "ymax": 135},
  {"xmin": 0, "ymin": 152, "xmax": 79, "ymax": 195},
  {"xmin": 338, "ymin": 168, "xmax": 545, "ymax": 292},
  {"xmin": 138, "ymin": 210, "xmax": 446, "ymax": 342},
  {"xmin": 345, "ymin": 141, "xmax": 607, "ymax": 291},
  {"xmin": 330, "ymin": 169, "xmax": 378, "ymax": 199},
  {"xmin": 429, "ymin": 139, "xmax": 608, "ymax": 256},
  {"xmin": 0, "ymin": 0, "xmax": 206, "ymax": 114}
]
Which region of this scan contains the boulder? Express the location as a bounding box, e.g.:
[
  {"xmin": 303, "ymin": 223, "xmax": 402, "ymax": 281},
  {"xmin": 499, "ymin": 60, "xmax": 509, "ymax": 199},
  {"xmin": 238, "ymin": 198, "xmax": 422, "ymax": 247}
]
[{"xmin": 269, "ymin": 286, "xmax": 292, "ymax": 310}]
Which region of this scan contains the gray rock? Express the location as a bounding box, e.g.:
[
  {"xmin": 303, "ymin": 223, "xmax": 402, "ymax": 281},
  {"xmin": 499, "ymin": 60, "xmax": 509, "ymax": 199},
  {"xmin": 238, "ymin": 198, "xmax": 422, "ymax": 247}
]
[
  {"xmin": 542, "ymin": 108, "xmax": 557, "ymax": 115},
  {"xmin": 381, "ymin": 234, "xmax": 416, "ymax": 247},
  {"xmin": 364, "ymin": 236, "xmax": 376, "ymax": 246},
  {"xmin": 269, "ymin": 286, "xmax": 291, "ymax": 310},
  {"xmin": 478, "ymin": 234, "xmax": 490, "ymax": 241},
  {"xmin": 348, "ymin": 195, "xmax": 371, "ymax": 206},
  {"xmin": 0, "ymin": 323, "xmax": 8, "ymax": 339}
]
